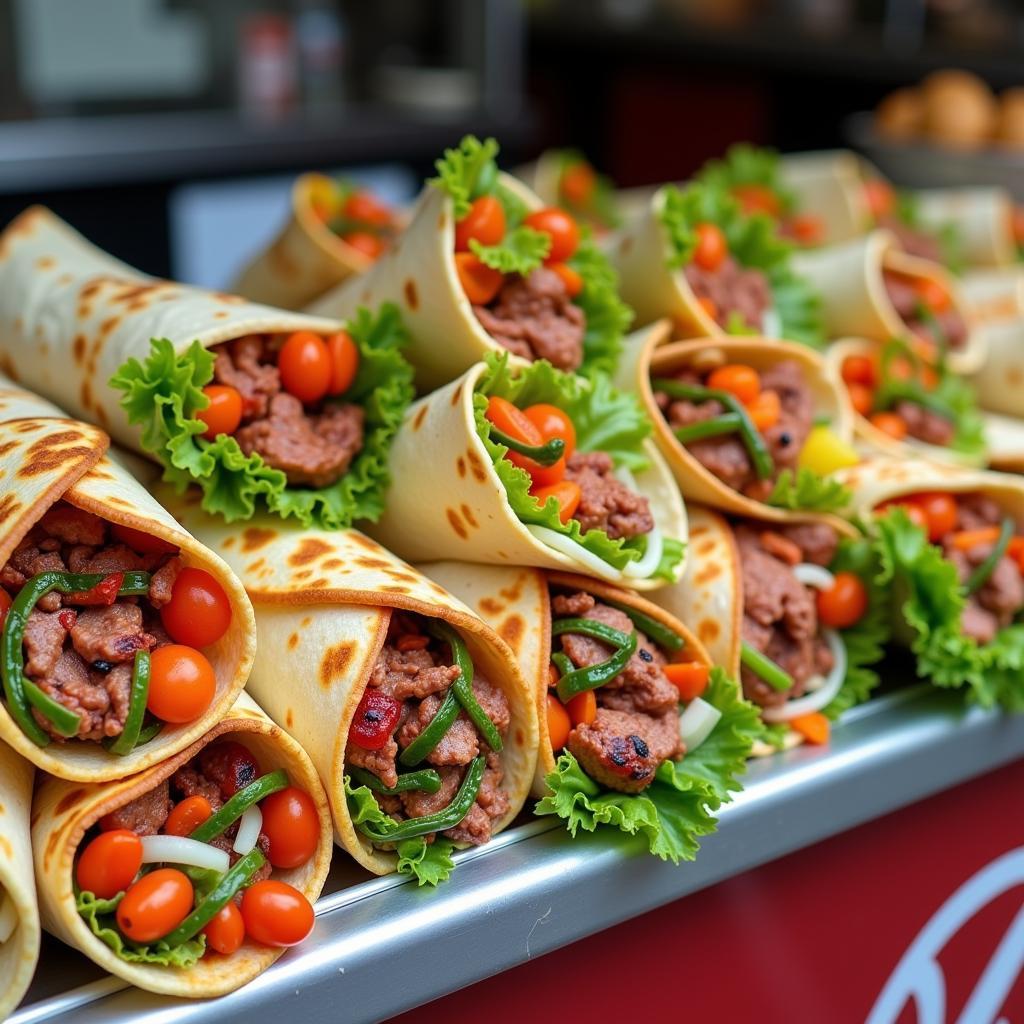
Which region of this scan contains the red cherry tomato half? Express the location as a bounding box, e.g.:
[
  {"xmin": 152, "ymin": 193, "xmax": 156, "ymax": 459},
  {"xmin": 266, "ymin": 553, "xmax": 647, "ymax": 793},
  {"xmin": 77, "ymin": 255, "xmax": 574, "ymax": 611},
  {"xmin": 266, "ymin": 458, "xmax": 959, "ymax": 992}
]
[
  {"xmin": 278, "ymin": 331, "xmax": 331, "ymax": 405},
  {"xmin": 202, "ymin": 901, "xmax": 245, "ymax": 956},
  {"xmin": 0, "ymin": 590, "xmax": 11, "ymax": 632},
  {"xmin": 349, "ymin": 689, "xmax": 402, "ymax": 750},
  {"xmin": 164, "ymin": 795, "xmax": 213, "ymax": 837},
  {"xmin": 693, "ymin": 222, "xmax": 728, "ymax": 272},
  {"xmin": 731, "ymin": 183, "xmax": 781, "ymax": 217},
  {"xmin": 548, "ymin": 261, "xmax": 583, "ymax": 298},
  {"xmin": 199, "ymin": 741, "xmax": 261, "ymax": 798},
  {"xmin": 342, "ymin": 190, "xmax": 392, "ymax": 227},
  {"xmin": 111, "ymin": 523, "xmax": 179, "ymax": 556},
  {"xmin": 260, "ymin": 787, "xmax": 321, "ymax": 869},
  {"xmin": 116, "ymin": 868, "xmax": 194, "ymax": 944},
  {"xmin": 454, "ymin": 252, "xmax": 504, "ymax": 305},
  {"xmin": 913, "ymin": 492, "xmax": 959, "ymax": 542},
  {"xmin": 816, "ymin": 572, "xmax": 869, "ymax": 629},
  {"xmin": 240, "ymin": 881, "xmax": 315, "ymax": 948},
  {"xmin": 454, "ymin": 195, "xmax": 506, "ymax": 252},
  {"xmin": 560, "ymin": 162, "xmax": 597, "ymax": 208},
  {"xmin": 76, "ymin": 829, "xmax": 142, "ymax": 899},
  {"xmin": 197, "ymin": 385, "xmax": 243, "ymax": 440},
  {"xmin": 342, "ymin": 231, "xmax": 386, "ymax": 260},
  {"xmin": 546, "ymin": 692, "xmax": 571, "ymax": 751},
  {"xmin": 147, "ymin": 645, "xmax": 216, "ymax": 724},
  {"xmin": 523, "ymin": 207, "xmax": 580, "ymax": 263},
  {"xmin": 161, "ymin": 567, "xmax": 232, "ymax": 648},
  {"xmin": 523, "ymin": 404, "xmax": 577, "ymax": 459},
  {"xmin": 326, "ymin": 331, "xmax": 360, "ymax": 396}
]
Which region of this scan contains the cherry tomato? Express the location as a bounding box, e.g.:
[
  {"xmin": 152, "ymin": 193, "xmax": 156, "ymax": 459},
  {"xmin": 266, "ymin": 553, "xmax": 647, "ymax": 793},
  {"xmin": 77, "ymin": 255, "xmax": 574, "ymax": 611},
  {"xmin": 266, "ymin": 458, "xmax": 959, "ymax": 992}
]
[
  {"xmin": 278, "ymin": 331, "xmax": 331, "ymax": 404},
  {"xmin": 342, "ymin": 232, "xmax": 386, "ymax": 260},
  {"xmin": 546, "ymin": 692, "xmax": 571, "ymax": 751},
  {"xmin": 565, "ymin": 689, "xmax": 596, "ymax": 727},
  {"xmin": 747, "ymin": 390, "xmax": 781, "ymax": 431},
  {"xmin": 111, "ymin": 523, "xmax": 179, "ymax": 556},
  {"xmin": 523, "ymin": 207, "xmax": 580, "ymax": 263},
  {"xmin": 914, "ymin": 492, "xmax": 958, "ymax": 542},
  {"xmin": 342, "ymin": 190, "xmax": 392, "ymax": 227},
  {"xmin": 202, "ymin": 901, "xmax": 245, "ymax": 956},
  {"xmin": 486, "ymin": 396, "xmax": 565, "ymax": 486},
  {"xmin": 841, "ymin": 354, "xmax": 878, "ymax": 388},
  {"xmin": 326, "ymin": 331, "xmax": 360, "ymax": 396},
  {"xmin": 883, "ymin": 500, "xmax": 929, "ymax": 532},
  {"xmin": 561, "ymin": 162, "xmax": 597, "ymax": 208},
  {"xmin": 147, "ymin": 645, "xmax": 216, "ymax": 724},
  {"xmin": 76, "ymin": 830, "xmax": 142, "ymax": 899},
  {"xmin": 530, "ymin": 480, "xmax": 581, "ymax": 524},
  {"xmin": 117, "ymin": 868, "xmax": 194, "ymax": 944},
  {"xmin": 260, "ymin": 787, "xmax": 320, "ymax": 869},
  {"xmin": 869, "ymin": 411, "xmax": 908, "ymax": 440},
  {"xmin": 200, "ymin": 741, "xmax": 261, "ymax": 798},
  {"xmin": 240, "ymin": 881, "xmax": 315, "ymax": 948},
  {"xmin": 197, "ymin": 385, "xmax": 243, "ymax": 440},
  {"xmin": 919, "ymin": 363, "xmax": 939, "ymax": 391},
  {"xmin": 789, "ymin": 213, "xmax": 824, "ymax": 245},
  {"xmin": 863, "ymin": 179, "xmax": 896, "ymax": 220},
  {"xmin": 164, "ymin": 795, "xmax": 213, "ymax": 837},
  {"xmin": 454, "ymin": 196, "xmax": 506, "ymax": 252},
  {"xmin": 349, "ymin": 688, "xmax": 402, "ymax": 750},
  {"xmin": 692, "ymin": 222, "xmax": 728, "ymax": 272},
  {"xmin": 707, "ymin": 364, "xmax": 761, "ymax": 405},
  {"xmin": 548, "ymin": 261, "xmax": 583, "ymax": 298},
  {"xmin": 731, "ymin": 183, "xmax": 781, "ymax": 217},
  {"xmin": 454, "ymin": 252, "xmax": 503, "ymax": 305},
  {"xmin": 1009, "ymin": 536, "xmax": 1024, "ymax": 573},
  {"xmin": 847, "ymin": 382, "xmax": 875, "ymax": 418},
  {"xmin": 663, "ymin": 662, "xmax": 710, "ymax": 701},
  {"xmin": 523, "ymin": 404, "xmax": 577, "ymax": 459},
  {"xmin": 0, "ymin": 590, "xmax": 11, "ymax": 632},
  {"xmin": 527, "ymin": 456, "xmax": 566, "ymax": 489},
  {"xmin": 161, "ymin": 567, "xmax": 232, "ymax": 648},
  {"xmin": 916, "ymin": 277, "xmax": 951, "ymax": 314},
  {"xmin": 816, "ymin": 571, "xmax": 869, "ymax": 629}
]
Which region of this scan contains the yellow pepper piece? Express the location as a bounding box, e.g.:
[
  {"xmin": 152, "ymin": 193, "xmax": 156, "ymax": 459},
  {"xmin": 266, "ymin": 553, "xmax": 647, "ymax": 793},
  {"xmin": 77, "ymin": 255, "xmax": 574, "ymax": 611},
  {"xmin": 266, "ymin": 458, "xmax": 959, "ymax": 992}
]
[{"xmin": 798, "ymin": 425, "xmax": 860, "ymax": 475}]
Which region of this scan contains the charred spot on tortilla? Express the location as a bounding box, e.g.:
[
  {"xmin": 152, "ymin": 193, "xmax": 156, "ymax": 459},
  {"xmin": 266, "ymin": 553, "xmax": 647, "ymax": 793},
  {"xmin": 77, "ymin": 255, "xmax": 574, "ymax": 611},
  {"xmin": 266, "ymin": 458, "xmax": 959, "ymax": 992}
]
[
  {"xmin": 222, "ymin": 536, "xmax": 236, "ymax": 549},
  {"xmin": 213, "ymin": 291, "xmax": 245, "ymax": 305},
  {"xmin": 288, "ymin": 633, "xmax": 300, "ymax": 650},
  {"xmin": 446, "ymin": 507, "xmax": 468, "ymax": 539},
  {"xmin": 288, "ymin": 537, "xmax": 334, "ymax": 567},
  {"xmin": 0, "ymin": 352, "xmax": 17, "ymax": 381},
  {"xmin": 99, "ymin": 315, "xmax": 121, "ymax": 338},
  {"xmin": 460, "ymin": 504, "xmax": 479, "ymax": 529},
  {"xmin": 0, "ymin": 440, "xmax": 18, "ymax": 457},
  {"xmin": 79, "ymin": 280, "xmax": 104, "ymax": 301},
  {"xmin": 404, "ymin": 279, "xmax": 419, "ymax": 310},
  {"xmin": 451, "ymin": 384, "xmax": 463, "ymax": 406},
  {"xmin": 412, "ymin": 406, "xmax": 428, "ymax": 432},
  {"xmin": 293, "ymin": 569, "xmax": 313, "ymax": 581},
  {"xmin": 322, "ymin": 558, "xmax": 344, "ymax": 570},
  {"xmin": 695, "ymin": 562, "xmax": 722, "ymax": 584},
  {"xmin": 213, "ymin": 310, "xmax": 229, "ymax": 320},
  {"xmin": 35, "ymin": 256, "xmax": 55, "ymax": 270},
  {"xmin": 500, "ymin": 614, "xmax": 524, "ymax": 651},
  {"xmin": 456, "ymin": 455, "xmax": 467, "ymax": 477},
  {"xmin": 94, "ymin": 405, "xmax": 109, "ymax": 427},
  {"xmin": 695, "ymin": 537, "xmax": 716, "ymax": 557},
  {"xmin": 480, "ymin": 597, "xmax": 504, "ymax": 616},
  {"xmin": 0, "ymin": 495, "xmax": 20, "ymax": 524},
  {"xmin": 55, "ymin": 789, "xmax": 87, "ymax": 815},
  {"xmin": 301, "ymin": 616, "xmax": 312, "ymax": 628},
  {"xmin": 0, "ymin": 836, "xmax": 10, "ymax": 859},
  {"xmin": 355, "ymin": 556, "xmax": 391, "ymax": 570},
  {"xmin": 309, "ymin": 577, "xmax": 329, "ymax": 588},
  {"xmin": 80, "ymin": 379, "xmax": 92, "ymax": 412},
  {"xmin": 242, "ymin": 527, "xmax": 277, "ymax": 552},
  {"xmin": 466, "ymin": 449, "xmax": 487, "ymax": 482},
  {"xmin": 320, "ymin": 642, "xmax": 356, "ymax": 688},
  {"xmin": 286, "ymin": 708, "xmax": 294, "ymax": 727},
  {"xmin": 19, "ymin": 440, "xmax": 92, "ymax": 477}
]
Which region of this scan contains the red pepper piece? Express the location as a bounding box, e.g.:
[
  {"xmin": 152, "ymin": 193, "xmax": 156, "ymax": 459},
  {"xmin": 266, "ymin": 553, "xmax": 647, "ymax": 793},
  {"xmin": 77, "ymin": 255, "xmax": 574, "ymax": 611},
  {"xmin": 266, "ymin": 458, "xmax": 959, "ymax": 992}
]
[
  {"xmin": 64, "ymin": 571, "xmax": 124, "ymax": 606},
  {"xmin": 349, "ymin": 689, "xmax": 402, "ymax": 750},
  {"xmin": 57, "ymin": 610, "xmax": 78, "ymax": 631},
  {"xmin": 198, "ymin": 741, "xmax": 262, "ymax": 799}
]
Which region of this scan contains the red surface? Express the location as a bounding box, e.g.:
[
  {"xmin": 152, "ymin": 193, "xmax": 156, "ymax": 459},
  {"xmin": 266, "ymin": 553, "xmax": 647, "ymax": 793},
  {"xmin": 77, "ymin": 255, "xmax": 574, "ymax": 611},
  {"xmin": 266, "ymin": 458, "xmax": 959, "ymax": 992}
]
[{"xmin": 391, "ymin": 759, "xmax": 1024, "ymax": 1024}]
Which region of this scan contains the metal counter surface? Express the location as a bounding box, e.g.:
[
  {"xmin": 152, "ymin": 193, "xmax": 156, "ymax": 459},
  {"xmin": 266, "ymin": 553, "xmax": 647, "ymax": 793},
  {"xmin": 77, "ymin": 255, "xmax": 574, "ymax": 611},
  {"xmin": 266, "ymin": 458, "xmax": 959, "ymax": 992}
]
[{"xmin": 14, "ymin": 684, "xmax": 1024, "ymax": 1024}]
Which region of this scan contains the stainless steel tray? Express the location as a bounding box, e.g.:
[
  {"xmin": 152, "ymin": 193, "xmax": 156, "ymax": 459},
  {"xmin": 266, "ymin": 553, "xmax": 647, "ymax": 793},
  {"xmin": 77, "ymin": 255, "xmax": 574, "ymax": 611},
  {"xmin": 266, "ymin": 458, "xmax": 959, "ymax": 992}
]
[{"xmin": 14, "ymin": 683, "xmax": 1024, "ymax": 1024}]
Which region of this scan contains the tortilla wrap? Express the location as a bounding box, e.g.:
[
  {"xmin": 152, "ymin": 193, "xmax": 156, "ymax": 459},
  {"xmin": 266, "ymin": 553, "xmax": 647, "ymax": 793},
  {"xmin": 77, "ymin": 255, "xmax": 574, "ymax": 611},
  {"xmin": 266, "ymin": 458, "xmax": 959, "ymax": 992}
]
[
  {"xmin": 156, "ymin": 494, "xmax": 538, "ymax": 876},
  {"xmin": 232, "ymin": 173, "xmax": 401, "ymax": 310},
  {"xmin": 423, "ymin": 563, "xmax": 713, "ymax": 794},
  {"xmin": 0, "ymin": 744, "xmax": 40, "ymax": 1021},
  {"xmin": 969, "ymin": 317, "xmax": 1024, "ymax": 417},
  {"xmin": 360, "ymin": 361, "xmax": 688, "ymax": 589},
  {"xmin": 959, "ymin": 268, "xmax": 1024, "ymax": 322},
  {"xmin": 791, "ymin": 230, "xmax": 985, "ymax": 374},
  {"xmin": 31, "ymin": 692, "xmax": 333, "ymax": 998},
  {"xmin": 777, "ymin": 149, "xmax": 869, "ymax": 245},
  {"xmin": 613, "ymin": 319, "xmax": 857, "ymax": 535},
  {"xmin": 0, "ymin": 206, "xmax": 342, "ymax": 454},
  {"xmin": 307, "ymin": 173, "xmax": 545, "ymax": 392},
  {"xmin": 0, "ymin": 379, "xmax": 255, "ymax": 781},
  {"xmin": 912, "ymin": 187, "xmax": 1016, "ymax": 267},
  {"xmin": 983, "ymin": 412, "xmax": 1024, "ymax": 473},
  {"xmin": 823, "ymin": 337, "xmax": 986, "ymax": 468}
]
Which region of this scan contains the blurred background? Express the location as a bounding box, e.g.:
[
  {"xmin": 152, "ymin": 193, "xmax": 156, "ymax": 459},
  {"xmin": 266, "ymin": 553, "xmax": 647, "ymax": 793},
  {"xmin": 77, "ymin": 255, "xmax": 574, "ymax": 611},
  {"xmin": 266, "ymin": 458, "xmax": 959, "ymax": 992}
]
[{"xmin": 1, "ymin": 0, "xmax": 1022, "ymax": 285}]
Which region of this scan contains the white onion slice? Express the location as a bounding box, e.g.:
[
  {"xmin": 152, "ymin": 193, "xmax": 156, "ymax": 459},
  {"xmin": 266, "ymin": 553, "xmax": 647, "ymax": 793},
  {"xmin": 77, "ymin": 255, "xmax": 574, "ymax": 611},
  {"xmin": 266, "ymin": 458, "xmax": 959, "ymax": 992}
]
[
  {"xmin": 140, "ymin": 835, "xmax": 230, "ymax": 873},
  {"xmin": 678, "ymin": 698, "xmax": 722, "ymax": 751},
  {"xmin": 526, "ymin": 526, "xmax": 621, "ymax": 581},
  {"xmin": 614, "ymin": 466, "xmax": 663, "ymax": 579},
  {"xmin": 0, "ymin": 893, "xmax": 17, "ymax": 944},
  {"xmin": 792, "ymin": 563, "xmax": 836, "ymax": 591},
  {"xmin": 762, "ymin": 628, "xmax": 847, "ymax": 722},
  {"xmin": 761, "ymin": 307, "xmax": 782, "ymax": 338},
  {"xmin": 232, "ymin": 805, "xmax": 263, "ymax": 856}
]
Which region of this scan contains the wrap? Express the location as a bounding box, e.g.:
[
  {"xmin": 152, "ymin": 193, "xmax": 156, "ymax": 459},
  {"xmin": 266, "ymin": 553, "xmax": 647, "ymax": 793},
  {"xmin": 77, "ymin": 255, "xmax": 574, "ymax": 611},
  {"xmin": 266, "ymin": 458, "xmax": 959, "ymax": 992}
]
[
  {"xmin": 0, "ymin": 744, "xmax": 40, "ymax": 1021},
  {"xmin": 912, "ymin": 187, "xmax": 1016, "ymax": 267},
  {"xmin": 777, "ymin": 150, "xmax": 869, "ymax": 245},
  {"xmin": 959, "ymin": 268, "xmax": 1024, "ymax": 322},
  {"xmin": 159, "ymin": 495, "xmax": 538, "ymax": 879},
  {"xmin": 969, "ymin": 317, "xmax": 1024, "ymax": 417},
  {"xmin": 791, "ymin": 230, "xmax": 985, "ymax": 374},
  {"xmin": 31, "ymin": 693, "xmax": 333, "ymax": 998},
  {"xmin": 614, "ymin": 320, "xmax": 858, "ymax": 532},
  {"xmin": 983, "ymin": 412, "xmax": 1024, "ymax": 473},
  {"xmin": 363, "ymin": 358, "xmax": 689, "ymax": 590},
  {"xmin": 0, "ymin": 379, "xmax": 255, "ymax": 781},
  {"xmin": 515, "ymin": 150, "xmax": 621, "ymax": 232}
]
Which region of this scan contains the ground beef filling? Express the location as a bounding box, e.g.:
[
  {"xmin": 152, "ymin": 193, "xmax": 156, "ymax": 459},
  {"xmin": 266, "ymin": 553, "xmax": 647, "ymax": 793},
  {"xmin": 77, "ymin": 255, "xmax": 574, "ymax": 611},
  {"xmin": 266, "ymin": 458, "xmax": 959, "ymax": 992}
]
[
  {"xmin": 940, "ymin": 494, "xmax": 1024, "ymax": 644},
  {"xmin": 345, "ymin": 613, "xmax": 512, "ymax": 847},
  {"xmin": 211, "ymin": 334, "xmax": 365, "ymax": 488},
  {"xmin": 893, "ymin": 399, "xmax": 955, "ymax": 447},
  {"xmin": 736, "ymin": 521, "xmax": 839, "ymax": 709},
  {"xmin": 473, "ymin": 267, "xmax": 586, "ymax": 372},
  {"xmin": 684, "ymin": 257, "xmax": 771, "ymax": 332},
  {"xmin": 2, "ymin": 503, "xmax": 181, "ymax": 742},
  {"xmin": 877, "ymin": 216, "xmax": 944, "ymax": 264},
  {"xmin": 656, "ymin": 359, "xmax": 814, "ymax": 501},
  {"xmin": 883, "ymin": 269, "xmax": 967, "ymax": 351},
  {"xmin": 564, "ymin": 451, "xmax": 654, "ymax": 540},
  {"xmin": 553, "ymin": 592, "xmax": 680, "ymax": 794}
]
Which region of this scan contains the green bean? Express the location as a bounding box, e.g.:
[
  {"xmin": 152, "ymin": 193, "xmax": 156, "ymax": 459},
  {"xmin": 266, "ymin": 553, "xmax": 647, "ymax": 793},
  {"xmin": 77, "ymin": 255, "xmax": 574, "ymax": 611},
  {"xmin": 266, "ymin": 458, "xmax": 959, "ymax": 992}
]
[
  {"xmin": 189, "ymin": 770, "xmax": 289, "ymax": 843},
  {"xmin": 398, "ymin": 689, "xmax": 460, "ymax": 767},
  {"xmin": 349, "ymin": 767, "xmax": 442, "ymax": 795},
  {"xmin": 550, "ymin": 617, "xmax": 638, "ymax": 701},
  {"xmin": 673, "ymin": 412, "xmax": 743, "ymax": 445},
  {"xmin": 603, "ymin": 600, "xmax": 684, "ymax": 653},
  {"xmin": 489, "ymin": 427, "xmax": 565, "ymax": 467},
  {"xmin": 740, "ymin": 641, "xmax": 794, "ymax": 692},
  {"xmin": 106, "ymin": 651, "xmax": 150, "ymax": 756},
  {"xmin": 965, "ymin": 518, "xmax": 1015, "ymax": 595}
]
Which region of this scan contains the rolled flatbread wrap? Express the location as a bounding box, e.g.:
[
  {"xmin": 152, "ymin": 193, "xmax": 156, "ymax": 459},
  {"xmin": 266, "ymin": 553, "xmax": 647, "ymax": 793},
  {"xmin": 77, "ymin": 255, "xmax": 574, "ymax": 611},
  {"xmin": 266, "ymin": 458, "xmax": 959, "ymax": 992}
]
[
  {"xmin": 959, "ymin": 268, "xmax": 1024, "ymax": 322},
  {"xmin": 515, "ymin": 149, "xmax": 622, "ymax": 233},
  {"xmin": 912, "ymin": 187, "xmax": 1016, "ymax": 267},
  {"xmin": 968, "ymin": 317, "xmax": 1024, "ymax": 417},
  {"xmin": 777, "ymin": 149, "xmax": 870, "ymax": 245},
  {"xmin": 31, "ymin": 693, "xmax": 333, "ymax": 998}
]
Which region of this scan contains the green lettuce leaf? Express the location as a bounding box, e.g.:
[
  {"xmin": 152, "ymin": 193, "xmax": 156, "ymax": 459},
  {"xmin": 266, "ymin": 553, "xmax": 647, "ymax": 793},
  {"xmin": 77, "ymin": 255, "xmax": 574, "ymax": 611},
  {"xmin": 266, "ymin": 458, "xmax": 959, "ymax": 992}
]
[
  {"xmin": 659, "ymin": 182, "xmax": 825, "ymax": 348},
  {"xmin": 555, "ymin": 149, "xmax": 622, "ymax": 230},
  {"xmin": 569, "ymin": 239, "xmax": 634, "ymax": 379},
  {"xmin": 766, "ymin": 467, "xmax": 852, "ymax": 514},
  {"xmin": 697, "ymin": 143, "xmax": 796, "ymax": 215},
  {"xmin": 475, "ymin": 353, "xmax": 685, "ymax": 581},
  {"xmin": 77, "ymin": 889, "xmax": 206, "ymax": 967},
  {"xmin": 431, "ymin": 135, "xmax": 500, "ymax": 220},
  {"xmin": 470, "ymin": 226, "xmax": 550, "ymax": 275},
  {"xmin": 110, "ymin": 304, "xmax": 415, "ymax": 528}
]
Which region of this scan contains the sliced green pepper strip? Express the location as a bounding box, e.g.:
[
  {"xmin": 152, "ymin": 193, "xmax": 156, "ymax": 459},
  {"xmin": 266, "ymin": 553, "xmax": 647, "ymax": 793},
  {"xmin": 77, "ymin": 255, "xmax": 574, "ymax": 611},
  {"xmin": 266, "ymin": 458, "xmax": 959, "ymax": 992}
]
[
  {"xmin": 356, "ymin": 755, "xmax": 486, "ymax": 843},
  {"xmin": 550, "ymin": 652, "xmax": 574, "ymax": 679},
  {"xmin": 489, "ymin": 427, "xmax": 565, "ymax": 467},
  {"xmin": 349, "ymin": 766, "xmax": 442, "ymax": 795},
  {"xmin": 874, "ymin": 382, "xmax": 955, "ymax": 421},
  {"xmin": 427, "ymin": 620, "xmax": 503, "ymax": 752},
  {"xmin": 2, "ymin": 570, "xmax": 153, "ymax": 746},
  {"xmin": 740, "ymin": 640, "xmax": 794, "ymax": 692},
  {"xmin": 673, "ymin": 412, "xmax": 743, "ymax": 445},
  {"xmin": 189, "ymin": 770, "xmax": 289, "ymax": 843},
  {"xmin": 652, "ymin": 379, "xmax": 774, "ymax": 479},
  {"xmin": 965, "ymin": 518, "xmax": 1015, "ymax": 595},
  {"xmin": 550, "ymin": 617, "xmax": 638, "ymax": 701},
  {"xmin": 134, "ymin": 718, "xmax": 163, "ymax": 748},
  {"xmin": 162, "ymin": 848, "xmax": 266, "ymax": 949},
  {"xmin": 398, "ymin": 689, "xmax": 460, "ymax": 767},
  {"xmin": 603, "ymin": 600, "xmax": 684, "ymax": 653},
  {"xmin": 106, "ymin": 650, "xmax": 151, "ymax": 756}
]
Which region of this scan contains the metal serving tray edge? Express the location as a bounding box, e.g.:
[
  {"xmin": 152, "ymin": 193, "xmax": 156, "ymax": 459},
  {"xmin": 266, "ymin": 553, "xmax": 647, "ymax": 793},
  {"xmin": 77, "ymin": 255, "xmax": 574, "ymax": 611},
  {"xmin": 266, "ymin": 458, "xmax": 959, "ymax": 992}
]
[{"xmin": 13, "ymin": 683, "xmax": 1024, "ymax": 1024}]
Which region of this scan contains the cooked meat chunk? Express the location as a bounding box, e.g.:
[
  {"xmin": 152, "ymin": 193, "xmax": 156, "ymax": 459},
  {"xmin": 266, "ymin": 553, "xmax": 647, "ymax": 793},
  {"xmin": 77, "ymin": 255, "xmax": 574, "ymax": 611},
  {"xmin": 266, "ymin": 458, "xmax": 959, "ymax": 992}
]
[
  {"xmin": 400, "ymin": 765, "xmax": 462, "ymax": 818},
  {"xmin": 883, "ymin": 269, "xmax": 967, "ymax": 350},
  {"xmin": 370, "ymin": 642, "xmax": 461, "ymax": 701},
  {"xmin": 945, "ymin": 527, "xmax": 1024, "ymax": 641},
  {"xmin": 877, "ymin": 216, "xmax": 943, "ymax": 263},
  {"xmin": 33, "ymin": 650, "xmax": 129, "ymax": 741},
  {"xmin": 148, "ymin": 557, "xmax": 182, "ymax": 608},
  {"xmin": 171, "ymin": 764, "xmax": 225, "ymax": 811},
  {"xmin": 38, "ymin": 505, "xmax": 107, "ymax": 546},
  {"xmin": 568, "ymin": 708, "xmax": 681, "ymax": 793},
  {"xmin": 684, "ymin": 256, "xmax": 770, "ymax": 331},
  {"xmin": 565, "ymin": 450, "xmax": 654, "ymax": 540},
  {"xmin": 443, "ymin": 802, "xmax": 493, "ymax": 846},
  {"xmin": 894, "ymin": 400, "xmax": 955, "ymax": 447},
  {"xmin": 212, "ymin": 335, "xmax": 281, "ymax": 420},
  {"xmin": 776, "ymin": 522, "xmax": 839, "ymax": 567},
  {"xmin": 67, "ymin": 544, "xmax": 147, "ymax": 575},
  {"xmin": 102, "ymin": 781, "xmax": 173, "ymax": 836},
  {"xmin": 23, "ymin": 610, "xmax": 69, "ymax": 678},
  {"xmin": 760, "ymin": 361, "xmax": 814, "ymax": 472},
  {"xmin": 70, "ymin": 605, "xmax": 155, "ymax": 665},
  {"xmin": 954, "ymin": 493, "xmax": 1001, "ymax": 531},
  {"xmin": 347, "ymin": 736, "xmax": 399, "ymax": 788}
]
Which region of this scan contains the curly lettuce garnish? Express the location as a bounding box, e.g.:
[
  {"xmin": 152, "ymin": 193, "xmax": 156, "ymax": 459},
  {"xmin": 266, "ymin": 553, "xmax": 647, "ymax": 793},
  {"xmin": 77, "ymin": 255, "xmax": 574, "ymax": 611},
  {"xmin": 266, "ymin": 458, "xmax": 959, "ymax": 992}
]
[
  {"xmin": 470, "ymin": 228, "xmax": 550, "ymax": 276},
  {"xmin": 569, "ymin": 239, "xmax": 634, "ymax": 378},
  {"xmin": 536, "ymin": 669, "xmax": 759, "ymax": 863},
  {"xmin": 767, "ymin": 467, "xmax": 851, "ymax": 514},
  {"xmin": 476, "ymin": 353, "xmax": 684, "ymax": 581},
  {"xmin": 697, "ymin": 143, "xmax": 796, "ymax": 216},
  {"xmin": 659, "ymin": 182, "xmax": 825, "ymax": 348},
  {"xmin": 110, "ymin": 304, "xmax": 415, "ymax": 528}
]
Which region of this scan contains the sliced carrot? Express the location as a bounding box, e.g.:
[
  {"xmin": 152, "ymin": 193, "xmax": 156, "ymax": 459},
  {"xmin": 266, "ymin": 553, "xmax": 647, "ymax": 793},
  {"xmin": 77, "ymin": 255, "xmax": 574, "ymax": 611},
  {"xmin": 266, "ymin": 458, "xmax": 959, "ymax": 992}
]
[
  {"xmin": 847, "ymin": 382, "xmax": 875, "ymax": 417},
  {"xmin": 747, "ymin": 389, "xmax": 781, "ymax": 431},
  {"xmin": 790, "ymin": 712, "xmax": 830, "ymax": 745},
  {"xmin": 708, "ymin": 364, "xmax": 761, "ymax": 405},
  {"xmin": 789, "ymin": 213, "xmax": 824, "ymax": 245},
  {"xmin": 455, "ymin": 251, "xmax": 503, "ymax": 305},
  {"xmin": 663, "ymin": 662, "xmax": 710, "ymax": 702},
  {"xmin": 566, "ymin": 689, "xmax": 597, "ymax": 727},
  {"xmin": 916, "ymin": 277, "xmax": 951, "ymax": 314},
  {"xmin": 548, "ymin": 663, "xmax": 560, "ymax": 688},
  {"xmin": 948, "ymin": 526, "xmax": 1002, "ymax": 550},
  {"xmin": 546, "ymin": 693, "xmax": 571, "ymax": 750},
  {"xmin": 396, "ymin": 634, "xmax": 430, "ymax": 652},
  {"xmin": 841, "ymin": 354, "xmax": 878, "ymax": 388},
  {"xmin": 530, "ymin": 480, "xmax": 581, "ymax": 524},
  {"xmin": 869, "ymin": 411, "xmax": 908, "ymax": 440}
]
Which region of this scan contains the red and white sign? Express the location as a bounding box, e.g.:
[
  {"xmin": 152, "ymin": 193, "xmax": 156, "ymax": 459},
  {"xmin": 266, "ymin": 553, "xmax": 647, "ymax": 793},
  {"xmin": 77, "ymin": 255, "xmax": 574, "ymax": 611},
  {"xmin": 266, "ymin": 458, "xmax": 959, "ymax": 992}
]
[{"xmin": 393, "ymin": 759, "xmax": 1024, "ymax": 1023}]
